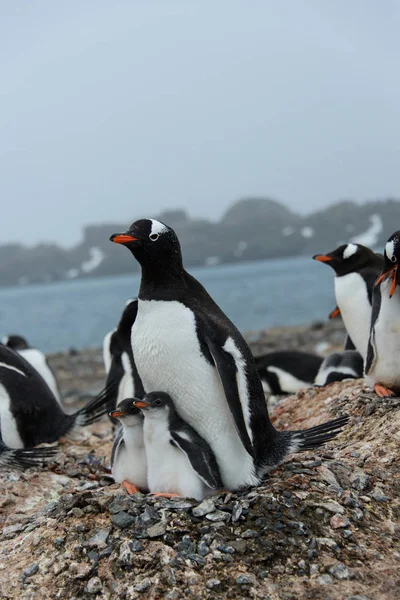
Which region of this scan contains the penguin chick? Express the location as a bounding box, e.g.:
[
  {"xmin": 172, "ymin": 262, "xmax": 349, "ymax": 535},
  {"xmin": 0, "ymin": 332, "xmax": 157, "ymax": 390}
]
[
  {"xmin": 365, "ymin": 230, "xmax": 400, "ymax": 397},
  {"xmin": 109, "ymin": 398, "xmax": 147, "ymax": 494},
  {"xmin": 0, "ymin": 344, "xmax": 115, "ymax": 448},
  {"xmin": 2, "ymin": 334, "xmax": 63, "ymax": 405},
  {"xmin": 134, "ymin": 392, "xmax": 223, "ymax": 500},
  {"xmin": 0, "ymin": 425, "xmax": 57, "ymax": 470},
  {"xmin": 314, "ymin": 351, "xmax": 364, "ymax": 386}
]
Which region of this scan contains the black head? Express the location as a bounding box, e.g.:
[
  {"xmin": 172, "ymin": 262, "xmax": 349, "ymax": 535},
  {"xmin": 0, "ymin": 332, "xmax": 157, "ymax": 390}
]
[
  {"xmin": 375, "ymin": 230, "xmax": 400, "ymax": 298},
  {"xmin": 2, "ymin": 335, "xmax": 30, "ymax": 351},
  {"xmin": 110, "ymin": 219, "xmax": 182, "ymax": 269},
  {"xmin": 133, "ymin": 391, "xmax": 174, "ymax": 413},
  {"xmin": 108, "ymin": 398, "xmax": 142, "ymax": 424},
  {"xmin": 313, "ymin": 243, "xmax": 376, "ymax": 276}
]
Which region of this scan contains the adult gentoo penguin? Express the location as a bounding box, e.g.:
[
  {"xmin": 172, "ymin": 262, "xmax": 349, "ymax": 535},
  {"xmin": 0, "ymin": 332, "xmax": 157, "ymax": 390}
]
[
  {"xmin": 110, "ymin": 218, "xmax": 348, "ymax": 490},
  {"xmin": 133, "ymin": 392, "xmax": 223, "ymax": 500},
  {"xmin": 109, "ymin": 398, "xmax": 147, "ymax": 494},
  {"xmin": 2, "ymin": 334, "xmax": 62, "ymax": 405},
  {"xmin": 254, "ymin": 351, "xmax": 323, "ymax": 394},
  {"xmin": 0, "ymin": 423, "xmax": 56, "ymax": 469},
  {"xmin": 313, "ymin": 243, "xmax": 383, "ymax": 358},
  {"xmin": 314, "ymin": 351, "xmax": 363, "ymax": 387},
  {"xmin": 103, "ymin": 299, "xmax": 144, "ymax": 423},
  {"xmin": 365, "ymin": 231, "xmax": 400, "ymax": 397},
  {"xmin": 0, "ymin": 344, "xmax": 113, "ymax": 448}
]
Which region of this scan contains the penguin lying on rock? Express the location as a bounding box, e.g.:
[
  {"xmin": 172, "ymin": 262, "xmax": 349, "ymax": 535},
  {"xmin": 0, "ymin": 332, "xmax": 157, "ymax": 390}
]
[
  {"xmin": 314, "ymin": 351, "xmax": 364, "ymax": 387},
  {"xmin": 254, "ymin": 351, "xmax": 323, "ymax": 394},
  {"xmin": 2, "ymin": 334, "xmax": 63, "ymax": 405},
  {"xmin": 103, "ymin": 299, "xmax": 144, "ymax": 424},
  {"xmin": 313, "ymin": 243, "xmax": 383, "ymax": 358},
  {"xmin": 365, "ymin": 230, "xmax": 400, "ymax": 398},
  {"xmin": 0, "ymin": 424, "xmax": 56, "ymax": 469},
  {"xmin": 0, "ymin": 344, "xmax": 115, "ymax": 448},
  {"xmin": 110, "ymin": 218, "xmax": 349, "ymax": 491}
]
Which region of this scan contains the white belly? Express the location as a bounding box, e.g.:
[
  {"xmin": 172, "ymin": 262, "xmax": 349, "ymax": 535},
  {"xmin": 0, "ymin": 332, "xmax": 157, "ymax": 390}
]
[
  {"xmin": 335, "ymin": 273, "xmax": 371, "ymax": 358},
  {"xmin": 112, "ymin": 426, "xmax": 148, "ymax": 489},
  {"xmin": 19, "ymin": 349, "xmax": 62, "ymax": 405},
  {"xmin": 132, "ymin": 300, "xmax": 257, "ymax": 490},
  {"xmin": 0, "ymin": 383, "xmax": 24, "ymax": 448},
  {"xmin": 143, "ymin": 418, "xmax": 204, "ymax": 500},
  {"xmin": 365, "ymin": 280, "xmax": 400, "ymax": 389}
]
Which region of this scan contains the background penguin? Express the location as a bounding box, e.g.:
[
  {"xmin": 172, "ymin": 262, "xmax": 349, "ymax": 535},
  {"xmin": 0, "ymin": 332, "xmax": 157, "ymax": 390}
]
[
  {"xmin": 109, "ymin": 398, "xmax": 147, "ymax": 494},
  {"xmin": 0, "ymin": 422, "xmax": 56, "ymax": 470},
  {"xmin": 133, "ymin": 392, "xmax": 223, "ymax": 500},
  {"xmin": 365, "ymin": 231, "xmax": 400, "ymax": 397},
  {"xmin": 2, "ymin": 334, "xmax": 63, "ymax": 405},
  {"xmin": 314, "ymin": 350, "xmax": 364, "ymax": 387},
  {"xmin": 102, "ymin": 299, "xmax": 144, "ymax": 424},
  {"xmin": 110, "ymin": 218, "xmax": 349, "ymax": 491},
  {"xmin": 0, "ymin": 344, "xmax": 114, "ymax": 448},
  {"xmin": 254, "ymin": 350, "xmax": 323, "ymax": 394},
  {"xmin": 313, "ymin": 243, "xmax": 383, "ymax": 358}
]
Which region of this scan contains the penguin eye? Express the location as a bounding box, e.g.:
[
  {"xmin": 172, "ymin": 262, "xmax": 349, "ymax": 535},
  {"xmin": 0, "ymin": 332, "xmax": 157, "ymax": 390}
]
[
  {"xmin": 391, "ymin": 255, "xmax": 397, "ymax": 263},
  {"xmin": 149, "ymin": 233, "xmax": 159, "ymax": 242},
  {"xmin": 155, "ymin": 398, "xmax": 162, "ymax": 406}
]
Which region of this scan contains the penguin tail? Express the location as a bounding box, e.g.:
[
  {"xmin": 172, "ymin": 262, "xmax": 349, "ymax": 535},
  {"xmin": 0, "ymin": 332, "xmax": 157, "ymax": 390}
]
[
  {"xmin": 288, "ymin": 414, "xmax": 349, "ymax": 453},
  {"xmin": 0, "ymin": 445, "xmax": 57, "ymax": 470},
  {"xmin": 74, "ymin": 379, "xmax": 119, "ymax": 426}
]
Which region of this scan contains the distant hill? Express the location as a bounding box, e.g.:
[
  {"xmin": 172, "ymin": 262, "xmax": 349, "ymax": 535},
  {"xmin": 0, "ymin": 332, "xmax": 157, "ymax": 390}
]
[{"xmin": 0, "ymin": 197, "xmax": 398, "ymax": 287}]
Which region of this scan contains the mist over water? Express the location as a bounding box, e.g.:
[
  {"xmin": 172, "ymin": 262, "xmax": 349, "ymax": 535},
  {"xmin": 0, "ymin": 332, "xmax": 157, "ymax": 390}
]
[{"xmin": 0, "ymin": 256, "xmax": 333, "ymax": 353}]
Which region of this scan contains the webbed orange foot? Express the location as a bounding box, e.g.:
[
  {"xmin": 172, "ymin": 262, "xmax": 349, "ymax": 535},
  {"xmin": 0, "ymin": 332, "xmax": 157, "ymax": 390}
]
[
  {"xmin": 374, "ymin": 384, "xmax": 395, "ymax": 398},
  {"xmin": 122, "ymin": 480, "xmax": 141, "ymax": 494}
]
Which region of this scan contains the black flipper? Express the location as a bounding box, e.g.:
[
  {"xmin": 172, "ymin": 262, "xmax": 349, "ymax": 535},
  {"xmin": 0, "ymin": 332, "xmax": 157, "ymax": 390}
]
[
  {"xmin": 110, "ymin": 426, "xmax": 124, "ymax": 468},
  {"xmin": 75, "ymin": 379, "xmax": 119, "ymax": 426},
  {"xmin": 170, "ymin": 429, "xmax": 223, "ymax": 490},
  {"xmin": 204, "ymin": 334, "xmax": 254, "ymax": 457},
  {"xmin": 0, "ymin": 426, "xmax": 57, "ymax": 469}
]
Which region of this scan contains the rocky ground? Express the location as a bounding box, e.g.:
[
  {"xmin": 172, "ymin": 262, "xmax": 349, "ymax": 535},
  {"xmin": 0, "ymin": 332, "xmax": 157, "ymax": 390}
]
[{"xmin": 0, "ymin": 320, "xmax": 399, "ymax": 599}]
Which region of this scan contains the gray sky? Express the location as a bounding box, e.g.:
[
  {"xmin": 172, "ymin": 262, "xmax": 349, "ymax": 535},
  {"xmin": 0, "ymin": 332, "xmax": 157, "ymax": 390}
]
[{"xmin": 1, "ymin": 0, "xmax": 400, "ymax": 247}]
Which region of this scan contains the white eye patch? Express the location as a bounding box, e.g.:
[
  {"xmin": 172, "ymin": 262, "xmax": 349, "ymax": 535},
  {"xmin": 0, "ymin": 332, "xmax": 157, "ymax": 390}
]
[
  {"xmin": 150, "ymin": 220, "xmax": 168, "ymax": 237},
  {"xmin": 343, "ymin": 243, "xmax": 358, "ymax": 259},
  {"xmin": 385, "ymin": 240, "xmax": 395, "ymax": 262}
]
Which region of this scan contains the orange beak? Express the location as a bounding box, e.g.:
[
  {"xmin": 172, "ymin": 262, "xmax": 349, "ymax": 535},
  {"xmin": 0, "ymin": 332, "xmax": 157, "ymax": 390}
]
[
  {"xmin": 109, "ymin": 410, "xmax": 127, "ymax": 418},
  {"xmin": 313, "ymin": 254, "xmax": 332, "ymax": 262},
  {"xmin": 375, "ymin": 265, "xmax": 398, "ymax": 298},
  {"xmin": 133, "ymin": 400, "xmax": 150, "ymax": 409},
  {"xmin": 329, "ymin": 306, "xmax": 341, "ymax": 319},
  {"xmin": 110, "ymin": 234, "xmax": 139, "ymax": 244}
]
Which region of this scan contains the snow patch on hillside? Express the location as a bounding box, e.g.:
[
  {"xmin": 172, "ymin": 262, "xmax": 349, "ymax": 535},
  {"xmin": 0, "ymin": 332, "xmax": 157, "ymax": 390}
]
[
  {"xmin": 81, "ymin": 248, "xmax": 105, "ymax": 273},
  {"xmin": 352, "ymin": 214, "xmax": 383, "ymax": 247},
  {"xmin": 301, "ymin": 226, "xmax": 314, "ymax": 239}
]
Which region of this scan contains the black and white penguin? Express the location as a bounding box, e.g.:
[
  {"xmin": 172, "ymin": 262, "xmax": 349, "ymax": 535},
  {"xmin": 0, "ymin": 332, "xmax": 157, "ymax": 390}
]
[
  {"xmin": 254, "ymin": 351, "xmax": 323, "ymax": 394},
  {"xmin": 313, "ymin": 243, "xmax": 383, "ymax": 358},
  {"xmin": 133, "ymin": 392, "xmax": 223, "ymax": 500},
  {"xmin": 365, "ymin": 231, "xmax": 400, "ymax": 397},
  {"xmin": 103, "ymin": 299, "xmax": 144, "ymax": 424},
  {"xmin": 109, "ymin": 398, "xmax": 147, "ymax": 494},
  {"xmin": 314, "ymin": 351, "xmax": 364, "ymax": 387},
  {"xmin": 110, "ymin": 218, "xmax": 348, "ymax": 491},
  {"xmin": 2, "ymin": 335, "xmax": 62, "ymax": 405},
  {"xmin": 0, "ymin": 344, "xmax": 114, "ymax": 448},
  {"xmin": 0, "ymin": 422, "xmax": 56, "ymax": 470}
]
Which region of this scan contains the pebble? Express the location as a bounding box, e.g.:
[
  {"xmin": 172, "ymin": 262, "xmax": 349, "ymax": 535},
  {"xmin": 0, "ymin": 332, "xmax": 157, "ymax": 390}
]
[
  {"xmin": 329, "ymin": 562, "xmax": 350, "ymax": 580},
  {"xmin": 86, "ymin": 528, "xmax": 110, "ymax": 547},
  {"xmin": 192, "ymin": 499, "xmax": 215, "ymax": 517},
  {"xmin": 236, "ymin": 574, "xmax": 256, "ymax": 585},
  {"xmin": 134, "ymin": 579, "xmax": 152, "ymax": 592},
  {"xmin": 147, "ymin": 521, "xmax": 166, "ymax": 537},
  {"xmin": 205, "ymin": 510, "xmax": 230, "ymax": 522},
  {"xmin": 316, "ymin": 537, "xmax": 338, "ymax": 550},
  {"xmin": 231, "ymin": 502, "xmax": 243, "ymax": 522},
  {"xmin": 86, "ymin": 577, "xmax": 102, "ymax": 594},
  {"xmin": 23, "ymin": 563, "xmax": 39, "ymax": 578},
  {"xmin": 241, "ymin": 529, "xmax": 259, "ymax": 538},
  {"xmin": 330, "ymin": 515, "xmax": 351, "ymax": 529},
  {"xmin": 351, "ymin": 471, "xmax": 370, "ymax": 491},
  {"xmin": 111, "ymin": 511, "xmax": 135, "ymax": 529},
  {"xmin": 2, "ymin": 524, "xmax": 25, "ymax": 539},
  {"xmin": 370, "ymin": 487, "xmax": 389, "ymax": 502},
  {"xmin": 69, "ymin": 562, "xmax": 92, "ymax": 579},
  {"xmin": 197, "ymin": 541, "xmax": 210, "ymax": 557},
  {"xmin": 206, "ymin": 578, "xmax": 221, "ymax": 589},
  {"xmin": 318, "ymin": 574, "xmax": 333, "ymax": 585}
]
